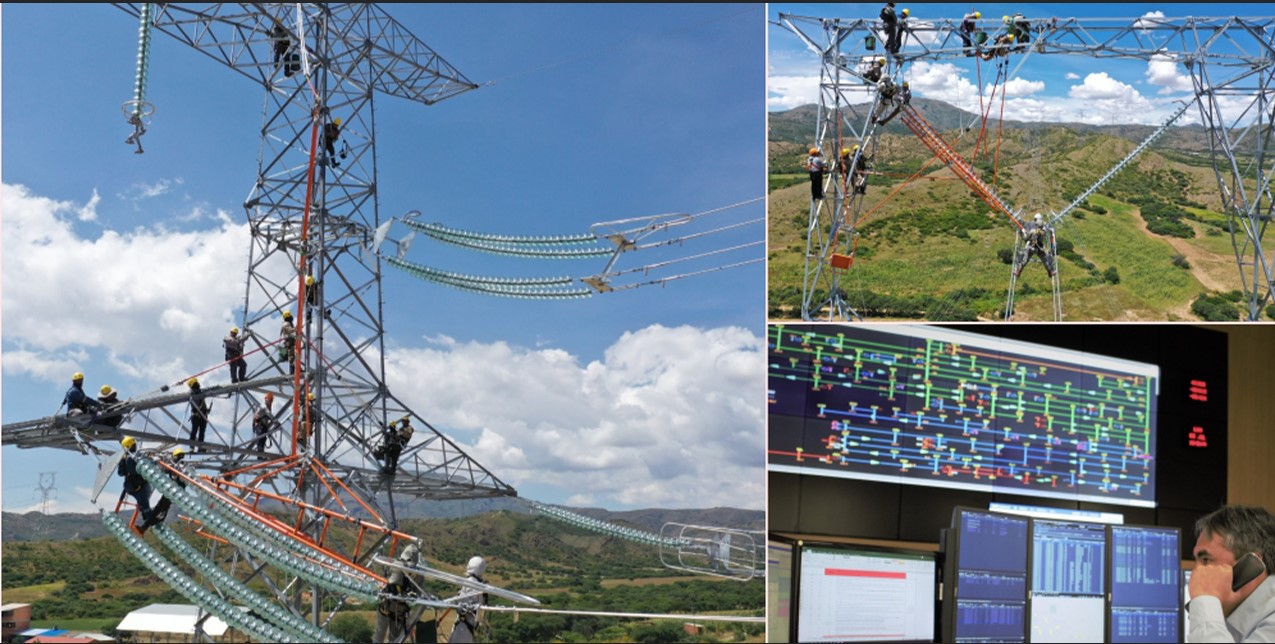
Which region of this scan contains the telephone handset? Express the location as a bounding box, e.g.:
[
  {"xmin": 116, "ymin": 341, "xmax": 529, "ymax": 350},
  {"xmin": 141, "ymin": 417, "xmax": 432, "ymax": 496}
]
[{"xmin": 1232, "ymin": 552, "xmax": 1266, "ymax": 593}]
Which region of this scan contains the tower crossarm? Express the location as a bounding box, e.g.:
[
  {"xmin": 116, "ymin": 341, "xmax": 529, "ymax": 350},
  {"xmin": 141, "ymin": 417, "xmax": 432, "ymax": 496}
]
[
  {"xmin": 775, "ymin": 13, "xmax": 1275, "ymax": 67},
  {"xmin": 112, "ymin": 3, "xmax": 478, "ymax": 105}
]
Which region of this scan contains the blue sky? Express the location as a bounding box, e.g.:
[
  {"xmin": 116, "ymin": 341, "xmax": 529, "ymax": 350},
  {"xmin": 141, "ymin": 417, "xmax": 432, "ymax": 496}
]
[
  {"xmin": 1, "ymin": 5, "xmax": 766, "ymax": 513},
  {"xmin": 769, "ymin": 3, "xmax": 1262, "ymax": 126}
]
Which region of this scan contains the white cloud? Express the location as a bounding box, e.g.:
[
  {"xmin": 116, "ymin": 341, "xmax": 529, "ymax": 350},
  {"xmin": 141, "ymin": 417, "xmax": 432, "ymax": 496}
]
[
  {"xmin": 1065, "ymin": 73, "xmax": 1080, "ymax": 80},
  {"xmin": 1068, "ymin": 72, "xmax": 1137, "ymax": 100},
  {"xmin": 384, "ymin": 325, "xmax": 765, "ymax": 509},
  {"xmin": 1146, "ymin": 54, "xmax": 1193, "ymax": 95},
  {"xmin": 907, "ymin": 62, "xmax": 983, "ymax": 112},
  {"xmin": 1134, "ymin": 10, "xmax": 1166, "ymax": 30},
  {"xmin": 2, "ymin": 182, "xmax": 252, "ymax": 386},
  {"xmin": 768, "ymin": 74, "xmax": 822, "ymax": 111},
  {"xmin": 3, "ymin": 182, "xmax": 765, "ymax": 511},
  {"xmin": 986, "ymin": 78, "xmax": 1046, "ymax": 98}
]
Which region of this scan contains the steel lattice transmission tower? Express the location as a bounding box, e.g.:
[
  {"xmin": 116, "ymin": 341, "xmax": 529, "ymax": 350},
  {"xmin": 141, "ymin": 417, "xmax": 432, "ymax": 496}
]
[
  {"xmin": 111, "ymin": 3, "xmax": 514, "ymax": 503},
  {"xmin": 775, "ymin": 13, "xmax": 1275, "ymax": 321}
]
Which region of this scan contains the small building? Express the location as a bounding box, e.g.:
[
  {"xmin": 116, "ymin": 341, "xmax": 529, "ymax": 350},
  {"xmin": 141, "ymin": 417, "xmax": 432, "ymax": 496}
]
[
  {"xmin": 115, "ymin": 604, "xmax": 244, "ymax": 643},
  {"xmin": 1, "ymin": 603, "xmax": 32, "ymax": 641}
]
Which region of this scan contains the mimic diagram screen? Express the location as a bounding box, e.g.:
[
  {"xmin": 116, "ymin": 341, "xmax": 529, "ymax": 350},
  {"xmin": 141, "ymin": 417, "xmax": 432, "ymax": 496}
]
[
  {"xmin": 769, "ymin": 324, "xmax": 1160, "ymax": 507},
  {"xmin": 954, "ymin": 510, "xmax": 1029, "ymax": 643},
  {"xmin": 797, "ymin": 546, "xmax": 936, "ymax": 642},
  {"xmin": 1030, "ymin": 519, "xmax": 1106, "ymax": 643},
  {"xmin": 1110, "ymin": 526, "xmax": 1181, "ymax": 643}
]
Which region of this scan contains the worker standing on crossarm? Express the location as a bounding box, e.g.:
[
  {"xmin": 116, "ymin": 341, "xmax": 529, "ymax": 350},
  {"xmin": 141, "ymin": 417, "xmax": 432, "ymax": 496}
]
[
  {"xmin": 864, "ymin": 57, "xmax": 885, "ymax": 83},
  {"xmin": 187, "ymin": 378, "xmax": 211, "ymax": 448},
  {"xmin": 880, "ymin": 3, "xmax": 898, "ymax": 57},
  {"xmin": 323, "ymin": 117, "xmax": 344, "ymax": 168},
  {"xmin": 224, "ymin": 326, "xmax": 252, "ymax": 384}
]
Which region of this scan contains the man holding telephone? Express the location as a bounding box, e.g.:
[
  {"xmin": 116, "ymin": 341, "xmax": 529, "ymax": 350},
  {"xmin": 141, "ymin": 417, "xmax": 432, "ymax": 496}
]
[{"xmin": 1189, "ymin": 505, "xmax": 1275, "ymax": 642}]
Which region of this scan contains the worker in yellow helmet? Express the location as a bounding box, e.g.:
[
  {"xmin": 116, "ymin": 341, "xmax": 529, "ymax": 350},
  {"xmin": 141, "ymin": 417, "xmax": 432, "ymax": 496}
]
[
  {"xmin": 187, "ymin": 377, "xmax": 211, "ymax": 449},
  {"xmin": 806, "ymin": 147, "xmax": 826, "ymax": 202},
  {"xmin": 150, "ymin": 447, "xmax": 189, "ymax": 527},
  {"xmin": 323, "ymin": 113, "xmax": 345, "ymax": 168},
  {"xmin": 961, "ymin": 10, "xmax": 982, "ymax": 54},
  {"xmin": 880, "ymin": 3, "xmax": 900, "ymax": 56},
  {"xmin": 280, "ymin": 311, "xmax": 297, "ymax": 375},
  {"xmin": 117, "ymin": 435, "xmax": 156, "ymax": 535},
  {"xmin": 225, "ymin": 325, "xmax": 253, "ymax": 384},
  {"xmin": 63, "ymin": 371, "xmax": 103, "ymax": 417}
]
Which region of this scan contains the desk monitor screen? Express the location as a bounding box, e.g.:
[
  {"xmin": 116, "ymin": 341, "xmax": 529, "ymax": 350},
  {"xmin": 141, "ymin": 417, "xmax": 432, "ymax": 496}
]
[
  {"xmin": 797, "ymin": 544, "xmax": 936, "ymax": 643},
  {"xmin": 947, "ymin": 508, "xmax": 1029, "ymax": 643},
  {"xmin": 1109, "ymin": 525, "xmax": 1181, "ymax": 643},
  {"xmin": 1028, "ymin": 518, "xmax": 1106, "ymax": 643}
]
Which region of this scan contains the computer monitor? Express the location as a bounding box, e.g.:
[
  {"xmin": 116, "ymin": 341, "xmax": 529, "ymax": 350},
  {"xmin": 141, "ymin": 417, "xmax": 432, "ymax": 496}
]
[
  {"xmin": 1183, "ymin": 568, "xmax": 1193, "ymax": 641},
  {"xmin": 796, "ymin": 543, "xmax": 936, "ymax": 643},
  {"xmin": 768, "ymin": 540, "xmax": 794, "ymax": 643},
  {"xmin": 1108, "ymin": 524, "xmax": 1182, "ymax": 643},
  {"xmin": 1028, "ymin": 518, "xmax": 1106, "ymax": 642},
  {"xmin": 943, "ymin": 507, "xmax": 1030, "ymax": 643}
]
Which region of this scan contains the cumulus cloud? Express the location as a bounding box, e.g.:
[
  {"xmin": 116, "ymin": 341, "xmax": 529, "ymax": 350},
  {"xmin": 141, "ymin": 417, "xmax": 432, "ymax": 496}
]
[
  {"xmin": 907, "ymin": 62, "xmax": 983, "ymax": 112},
  {"xmin": 3, "ymin": 182, "xmax": 765, "ymax": 511},
  {"xmin": 1146, "ymin": 54, "xmax": 1193, "ymax": 95},
  {"xmin": 2, "ymin": 182, "xmax": 252, "ymax": 385},
  {"xmin": 1134, "ymin": 10, "xmax": 1166, "ymax": 30},
  {"xmin": 987, "ymin": 78, "xmax": 1046, "ymax": 98},
  {"xmin": 768, "ymin": 74, "xmax": 822, "ymax": 111},
  {"xmin": 384, "ymin": 325, "xmax": 765, "ymax": 509}
]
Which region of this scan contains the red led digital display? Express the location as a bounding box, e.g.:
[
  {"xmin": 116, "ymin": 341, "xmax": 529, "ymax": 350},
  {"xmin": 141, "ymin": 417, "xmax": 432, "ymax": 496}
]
[
  {"xmin": 1188, "ymin": 425, "xmax": 1209, "ymax": 449},
  {"xmin": 1189, "ymin": 380, "xmax": 1209, "ymax": 402}
]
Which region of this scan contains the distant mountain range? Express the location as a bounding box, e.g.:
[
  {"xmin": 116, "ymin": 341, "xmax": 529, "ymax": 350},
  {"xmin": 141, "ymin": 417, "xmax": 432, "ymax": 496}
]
[{"xmin": 768, "ymin": 98, "xmax": 1212, "ymax": 152}]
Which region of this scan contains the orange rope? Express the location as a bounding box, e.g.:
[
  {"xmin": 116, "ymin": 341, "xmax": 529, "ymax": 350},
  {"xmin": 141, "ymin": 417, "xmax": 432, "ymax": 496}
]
[{"xmin": 291, "ymin": 112, "xmax": 322, "ymax": 456}]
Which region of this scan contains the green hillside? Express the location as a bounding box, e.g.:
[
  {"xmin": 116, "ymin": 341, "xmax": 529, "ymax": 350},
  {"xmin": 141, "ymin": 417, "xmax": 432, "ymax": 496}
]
[
  {"xmin": 768, "ymin": 101, "xmax": 1274, "ymax": 321},
  {"xmin": 2, "ymin": 510, "xmax": 763, "ymax": 643}
]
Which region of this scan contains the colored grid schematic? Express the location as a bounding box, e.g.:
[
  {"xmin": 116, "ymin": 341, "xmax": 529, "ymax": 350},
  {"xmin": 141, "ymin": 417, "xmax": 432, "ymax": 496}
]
[{"xmin": 769, "ymin": 324, "xmax": 1161, "ymax": 507}]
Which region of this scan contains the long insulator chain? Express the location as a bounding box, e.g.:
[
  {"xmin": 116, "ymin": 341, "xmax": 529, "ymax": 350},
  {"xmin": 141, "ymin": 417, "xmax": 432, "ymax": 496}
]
[{"xmin": 123, "ymin": 3, "xmax": 155, "ymax": 153}]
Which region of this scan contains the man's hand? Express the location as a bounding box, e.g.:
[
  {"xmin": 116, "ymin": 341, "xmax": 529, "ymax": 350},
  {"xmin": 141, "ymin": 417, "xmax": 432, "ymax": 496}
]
[{"xmin": 1191, "ymin": 563, "xmax": 1245, "ymax": 616}]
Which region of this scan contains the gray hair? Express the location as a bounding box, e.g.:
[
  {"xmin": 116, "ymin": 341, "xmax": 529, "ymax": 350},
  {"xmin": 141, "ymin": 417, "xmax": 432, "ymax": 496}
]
[{"xmin": 1195, "ymin": 505, "xmax": 1275, "ymax": 573}]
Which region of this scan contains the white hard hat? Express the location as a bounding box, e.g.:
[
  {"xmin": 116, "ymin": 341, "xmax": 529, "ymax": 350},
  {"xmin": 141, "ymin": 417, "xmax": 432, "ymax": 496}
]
[
  {"xmin": 466, "ymin": 555, "xmax": 487, "ymax": 577},
  {"xmin": 1034, "ymin": 213, "xmax": 1044, "ymax": 222},
  {"xmin": 400, "ymin": 543, "xmax": 420, "ymax": 565}
]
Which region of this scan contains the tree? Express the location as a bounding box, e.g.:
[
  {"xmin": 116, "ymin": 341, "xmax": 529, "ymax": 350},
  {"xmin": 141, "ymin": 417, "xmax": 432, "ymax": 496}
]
[
  {"xmin": 328, "ymin": 613, "xmax": 373, "ymax": 643},
  {"xmin": 1103, "ymin": 266, "xmax": 1120, "ymax": 285}
]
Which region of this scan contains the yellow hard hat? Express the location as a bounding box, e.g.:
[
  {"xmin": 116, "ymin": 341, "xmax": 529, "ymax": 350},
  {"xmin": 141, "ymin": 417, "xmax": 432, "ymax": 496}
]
[
  {"xmin": 878, "ymin": 57, "xmax": 886, "ymax": 65},
  {"xmin": 231, "ymin": 326, "xmax": 239, "ymax": 335},
  {"xmin": 901, "ymin": 8, "xmax": 909, "ymax": 17},
  {"xmin": 172, "ymin": 447, "xmax": 186, "ymax": 460},
  {"xmin": 305, "ymin": 275, "xmax": 315, "ymax": 286},
  {"xmin": 121, "ymin": 436, "xmax": 136, "ymax": 450},
  {"xmin": 974, "ymin": 11, "xmax": 981, "ymax": 19},
  {"xmin": 841, "ymin": 147, "xmax": 851, "ymax": 156},
  {"xmin": 187, "ymin": 377, "xmax": 199, "ymax": 388},
  {"xmin": 100, "ymin": 385, "xmax": 114, "ymax": 397},
  {"xmin": 307, "ymin": 392, "xmax": 315, "ymax": 401},
  {"xmin": 853, "ymin": 144, "xmax": 860, "ymax": 150},
  {"xmin": 1003, "ymin": 15, "xmax": 1011, "ymax": 23},
  {"xmin": 282, "ymin": 310, "xmax": 293, "ymax": 320},
  {"xmin": 334, "ymin": 117, "xmax": 342, "ymax": 126},
  {"xmin": 73, "ymin": 372, "xmax": 85, "ymax": 381},
  {"xmin": 902, "ymin": 81, "xmax": 910, "ymax": 87},
  {"xmin": 401, "ymin": 415, "xmax": 411, "ymax": 423}
]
